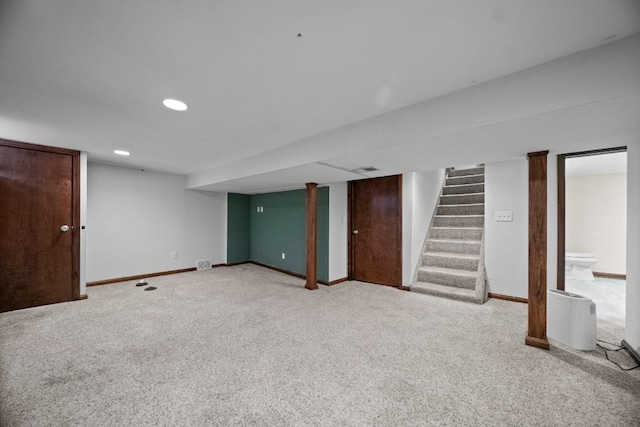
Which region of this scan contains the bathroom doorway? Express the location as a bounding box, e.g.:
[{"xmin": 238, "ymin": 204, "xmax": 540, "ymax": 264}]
[{"xmin": 557, "ymin": 147, "xmax": 627, "ymax": 342}]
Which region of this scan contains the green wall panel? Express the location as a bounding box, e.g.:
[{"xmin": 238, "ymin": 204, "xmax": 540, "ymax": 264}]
[
  {"xmin": 227, "ymin": 193, "xmax": 250, "ymax": 263},
  {"xmin": 249, "ymin": 187, "xmax": 329, "ymax": 282}
]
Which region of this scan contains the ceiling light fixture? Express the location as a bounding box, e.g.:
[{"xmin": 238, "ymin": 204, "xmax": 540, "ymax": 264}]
[
  {"xmin": 114, "ymin": 150, "xmax": 130, "ymax": 156},
  {"xmin": 163, "ymin": 98, "xmax": 188, "ymax": 111}
]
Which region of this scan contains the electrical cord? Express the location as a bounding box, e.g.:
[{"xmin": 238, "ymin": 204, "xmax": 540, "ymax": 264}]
[
  {"xmin": 596, "ymin": 339, "xmax": 639, "ymax": 371},
  {"xmin": 596, "ymin": 339, "xmax": 622, "ymax": 349}
]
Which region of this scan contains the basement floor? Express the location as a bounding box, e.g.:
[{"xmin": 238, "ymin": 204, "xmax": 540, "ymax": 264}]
[{"xmin": 565, "ymin": 277, "xmax": 626, "ymax": 320}]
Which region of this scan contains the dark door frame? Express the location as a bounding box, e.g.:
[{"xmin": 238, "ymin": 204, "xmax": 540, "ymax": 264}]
[
  {"xmin": 347, "ymin": 175, "xmax": 403, "ymax": 287},
  {"xmin": 0, "ymin": 138, "xmax": 81, "ymax": 301},
  {"xmin": 556, "ymin": 146, "xmax": 627, "ymax": 291}
]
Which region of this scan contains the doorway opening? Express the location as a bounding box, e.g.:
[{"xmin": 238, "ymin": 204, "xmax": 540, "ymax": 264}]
[{"xmin": 557, "ymin": 146, "xmax": 627, "ymax": 343}]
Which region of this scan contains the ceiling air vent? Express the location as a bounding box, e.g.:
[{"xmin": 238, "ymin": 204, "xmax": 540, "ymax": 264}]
[{"xmin": 350, "ymin": 166, "xmax": 378, "ymax": 174}]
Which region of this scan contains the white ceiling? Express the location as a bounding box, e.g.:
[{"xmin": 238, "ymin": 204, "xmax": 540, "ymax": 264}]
[
  {"xmin": 566, "ymin": 151, "xmax": 628, "ymax": 177},
  {"xmin": 1, "ymin": 0, "xmax": 639, "ymax": 193}
]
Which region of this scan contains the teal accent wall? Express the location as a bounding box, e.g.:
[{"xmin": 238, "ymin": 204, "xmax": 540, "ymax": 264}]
[
  {"xmin": 227, "ymin": 193, "xmax": 250, "ymax": 263},
  {"xmin": 227, "ymin": 188, "xmax": 329, "ymax": 282}
]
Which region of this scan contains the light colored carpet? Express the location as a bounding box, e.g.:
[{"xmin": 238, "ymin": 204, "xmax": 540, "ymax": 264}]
[{"xmin": 1, "ymin": 264, "xmax": 639, "ymax": 426}]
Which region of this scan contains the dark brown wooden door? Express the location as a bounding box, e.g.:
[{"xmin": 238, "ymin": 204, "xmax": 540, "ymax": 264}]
[
  {"xmin": 349, "ymin": 175, "xmax": 402, "ymax": 287},
  {"xmin": 0, "ymin": 141, "xmax": 79, "ymax": 312}
]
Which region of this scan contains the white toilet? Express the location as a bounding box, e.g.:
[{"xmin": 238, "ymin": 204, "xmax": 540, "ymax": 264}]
[{"xmin": 565, "ymin": 253, "xmax": 598, "ymax": 281}]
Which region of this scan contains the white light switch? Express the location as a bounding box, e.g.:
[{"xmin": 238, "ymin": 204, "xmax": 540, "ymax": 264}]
[
  {"xmin": 282, "ymin": 253, "xmax": 286, "ymax": 259},
  {"xmin": 495, "ymin": 211, "xmax": 513, "ymax": 222}
]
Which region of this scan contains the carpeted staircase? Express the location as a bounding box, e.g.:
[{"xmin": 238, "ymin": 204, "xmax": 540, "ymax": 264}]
[{"xmin": 410, "ymin": 166, "xmax": 487, "ymax": 304}]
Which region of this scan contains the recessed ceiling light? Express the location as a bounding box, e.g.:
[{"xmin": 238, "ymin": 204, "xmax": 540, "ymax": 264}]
[
  {"xmin": 114, "ymin": 150, "xmax": 130, "ymax": 156},
  {"xmin": 163, "ymin": 98, "xmax": 188, "ymax": 111}
]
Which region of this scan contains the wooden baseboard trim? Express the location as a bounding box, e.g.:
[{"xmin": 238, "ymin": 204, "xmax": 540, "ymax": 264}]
[
  {"xmin": 86, "ymin": 267, "xmax": 197, "ymax": 286},
  {"xmin": 249, "ymin": 261, "xmax": 341, "ymax": 286},
  {"xmin": 250, "ymin": 261, "xmax": 306, "ymax": 280},
  {"xmin": 593, "ymin": 272, "xmax": 626, "ymax": 280},
  {"xmin": 488, "ymin": 293, "xmax": 528, "ymax": 304},
  {"xmin": 224, "ymin": 261, "xmax": 251, "ymax": 267},
  {"xmin": 621, "ymin": 340, "xmax": 640, "ymax": 365},
  {"xmin": 525, "ymin": 336, "xmax": 550, "ymax": 350},
  {"xmin": 77, "ymin": 294, "xmax": 88, "ymax": 300},
  {"xmin": 86, "ymin": 261, "xmax": 339, "ymax": 288}
]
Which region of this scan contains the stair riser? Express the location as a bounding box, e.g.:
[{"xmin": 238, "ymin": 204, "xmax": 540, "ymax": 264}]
[
  {"xmin": 448, "ymin": 167, "xmax": 484, "ymax": 177},
  {"xmin": 427, "ymin": 240, "xmax": 480, "ymax": 254},
  {"xmin": 423, "ymin": 255, "xmax": 479, "ymax": 271},
  {"xmin": 442, "ymin": 183, "xmax": 484, "ymax": 195},
  {"xmin": 429, "ymin": 228, "xmax": 482, "ymax": 240},
  {"xmin": 439, "ymin": 194, "xmax": 484, "ymax": 205},
  {"xmin": 446, "ymin": 175, "xmax": 484, "ymax": 186},
  {"xmin": 417, "ymin": 270, "xmax": 476, "ymax": 289},
  {"xmin": 436, "ymin": 204, "xmax": 484, "ymax": 216},
  {"xmin": 433, "ymin": 216, "xmax": 484, "ymax": 227}
]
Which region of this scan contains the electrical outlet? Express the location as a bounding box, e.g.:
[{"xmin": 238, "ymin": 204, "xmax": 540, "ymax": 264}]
[
  {"xmin": 171, "ymin": 251, "xmax": 177, "ymax": 259},
  {"xmin": 282, "ymin": 253, "xmax": 285, "ymax": 259},
  {"xmin": 495, "ymin": 211, "xmax": 513, "ymax": 222}
]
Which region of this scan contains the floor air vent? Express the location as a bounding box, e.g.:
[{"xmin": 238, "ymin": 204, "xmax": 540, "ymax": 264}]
[{"xmin": 197, "ymin": 259, "xmax": 212, "ymax": 270}]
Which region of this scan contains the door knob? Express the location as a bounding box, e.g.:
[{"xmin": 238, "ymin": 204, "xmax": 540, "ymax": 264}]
[
  {"xmin": 353, "ymin": 230, "xmax": 359, "ymax": 235},
  {"xmin": 60, "ymin": 225, "xmax": 70, "ymax": 232}
]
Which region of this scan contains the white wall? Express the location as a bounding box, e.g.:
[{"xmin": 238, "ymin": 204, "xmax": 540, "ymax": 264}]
[
  {"xmin": 566, "ymin": 173, "xmax": 627, "ymax": 274},
  {"xmin": 80, "ymin": 152, "xmax": 88, "ymax": 296},
  {"xmin": 484, "ymin": 159, "xmax": 529, "ymax": 298},
  {"xmin": 86, "ymin": 163, "xmax": 227, "ymax": 282},
  {"xmin": 328, "ymin": 182, "xmax": 348, "ymax": 281},
  {"xmin": 625, "ymin": 144, "xmax": 640, "ymax": 355},
  {"xmin": 402, "ymin": 169, "xmax": 445, "ymax": 284},
  {"xmin": 188, "ymin": 35, "xmax": 640, "ymax": 190}
]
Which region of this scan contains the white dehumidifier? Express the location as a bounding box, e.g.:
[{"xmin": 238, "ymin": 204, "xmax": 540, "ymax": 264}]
[{"xmin": 547, "ymin": 289, "xmax": 597, "ymax": 351}]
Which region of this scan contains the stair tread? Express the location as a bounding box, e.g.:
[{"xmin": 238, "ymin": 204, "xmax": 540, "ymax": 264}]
[
  {"xmin": 428, "ymin": 238, "xmax": 480, "ymax": 243},
  {"xmin": 447, "ymin": 174, "xmax": 484, "ymax": 178},
  {"xmin": 411, "ymin": 281, "xmax": 477, "ymax": 295},
  {"xmin": 434, "ymin": 215, "xmax": 484, "ymax": 218},
  {"xmin": 448, "ymin": 168, "xmax": 485, "ymax": 176},
  {"xmin": 445, "ymin": 181, "xmax": 484, "ymax": 187},
  {"xmin": 431, "ymin": 226, "xmax": 483, "ymax": 230},
  {"xmin": 418, "ymin": 265, "xmax": 478, "ymax": 277},
  {"xmin": 437, "ymin": 203, "xmax": 484, "ymax": 207},
  {"xmin": 440, "ymin": 192, "xmax": 484, "ymax": 197},
  {"xmin": 424, "ymin": 251, "xmax": 479, "ymax": 260},
  {"xmin": 410, "ymin": 282, "xmax": 482, "ymax": 303}
]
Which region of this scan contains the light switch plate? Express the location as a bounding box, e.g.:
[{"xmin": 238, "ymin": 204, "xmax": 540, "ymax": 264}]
[{"xmin": 495, "ymin": 210, "xmax": 513, "ymax": 222}]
